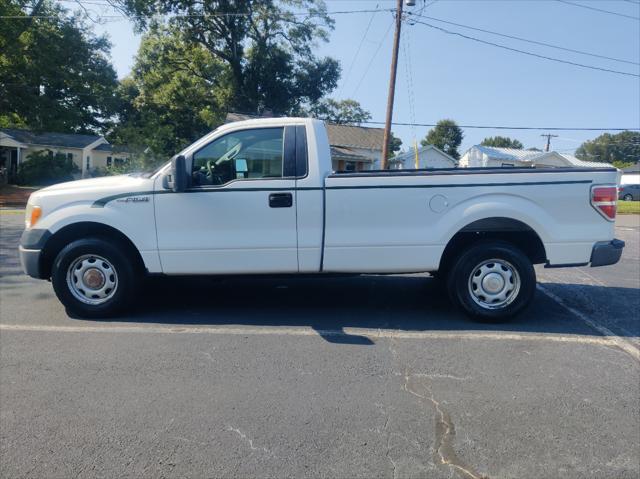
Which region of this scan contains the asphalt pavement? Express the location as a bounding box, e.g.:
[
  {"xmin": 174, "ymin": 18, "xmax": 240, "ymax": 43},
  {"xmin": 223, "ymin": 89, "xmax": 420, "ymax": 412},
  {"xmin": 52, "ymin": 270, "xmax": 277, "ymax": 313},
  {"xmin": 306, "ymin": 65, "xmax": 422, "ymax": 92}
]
[{"xmin": 1, "ymin": 210, "xmax": 638, "ymax": 478}]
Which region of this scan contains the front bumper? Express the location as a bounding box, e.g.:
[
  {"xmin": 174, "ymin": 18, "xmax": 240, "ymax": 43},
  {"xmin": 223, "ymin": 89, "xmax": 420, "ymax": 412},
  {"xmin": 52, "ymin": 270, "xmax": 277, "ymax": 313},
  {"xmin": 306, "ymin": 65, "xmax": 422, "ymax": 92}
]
[
  {"xmin": 590, "ymin": 239, "xmax": 625, "ymax": 267},
  {"xmin": 19, "ymin": 228, "xmax": 51, "ymax": 279},
  {"xmin": 19, "ymin": 246, "xmax": 44, "ymax": 278}
]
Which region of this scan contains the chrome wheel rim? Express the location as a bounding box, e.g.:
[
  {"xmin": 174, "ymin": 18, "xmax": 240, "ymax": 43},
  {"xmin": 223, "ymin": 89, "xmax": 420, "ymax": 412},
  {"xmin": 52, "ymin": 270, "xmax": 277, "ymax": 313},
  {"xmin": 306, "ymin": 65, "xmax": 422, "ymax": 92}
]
[
  {"xmin": 468, "ymin": 258, "xmax": 520, "ymax": 310},
  {"xmin": 67, "ymin": 254, "xmax": 118, "ymax": 305}
]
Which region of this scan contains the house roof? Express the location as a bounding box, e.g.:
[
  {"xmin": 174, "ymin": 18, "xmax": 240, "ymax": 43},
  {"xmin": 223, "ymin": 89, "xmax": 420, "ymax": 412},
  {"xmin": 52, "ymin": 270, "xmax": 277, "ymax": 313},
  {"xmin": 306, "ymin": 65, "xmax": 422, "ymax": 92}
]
[
  {"xmin": 394, "ymin": 144, "xmax": 457, "ymax": 165},
  {"xmin": 0, "ymin": 128, "xmax": 103, "ymax": 149},
  {"xmin": 93, "ymin": 143, "xmax": 129, "ymax": 153},
  {"xmin": 325, "ymin": 124, "xmax": 383, "ymax": 150},
  {"xmin": 556, "ymin": 153, "xmax": 612, "ymax": 168},
  {"xmin": 330, "ymin": 146, "xmax": 372, "ymax": 162},
  {"xmin": 471, "ymin": 145, "xmax": 543, "ymax": 162},
  {"xmin": 225, "ymin": 112, "xmax": 260, "ymax": 123}
]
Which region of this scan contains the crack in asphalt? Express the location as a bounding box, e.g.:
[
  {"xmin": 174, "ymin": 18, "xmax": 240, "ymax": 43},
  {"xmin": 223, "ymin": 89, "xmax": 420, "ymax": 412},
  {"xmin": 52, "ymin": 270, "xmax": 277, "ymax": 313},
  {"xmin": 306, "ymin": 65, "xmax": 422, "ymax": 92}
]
[
  {"xmin": 402, "ymin": 369, "xmax": 487, "ymax": 479},
  {"xmin": 226, "ymin": 425, "xmax": 275, "ymax": 458},
  {"xmin": 388, "ymin": 337, "xmax": 488, "ymax": 479}
]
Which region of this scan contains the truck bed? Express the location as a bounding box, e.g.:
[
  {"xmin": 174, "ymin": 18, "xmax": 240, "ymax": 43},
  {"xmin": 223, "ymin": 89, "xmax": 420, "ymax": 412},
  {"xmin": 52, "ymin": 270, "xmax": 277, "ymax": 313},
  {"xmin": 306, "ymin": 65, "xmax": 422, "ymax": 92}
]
[{"xmin": 321, "ymin": 166, "xmax": 619, "ymax": 273}]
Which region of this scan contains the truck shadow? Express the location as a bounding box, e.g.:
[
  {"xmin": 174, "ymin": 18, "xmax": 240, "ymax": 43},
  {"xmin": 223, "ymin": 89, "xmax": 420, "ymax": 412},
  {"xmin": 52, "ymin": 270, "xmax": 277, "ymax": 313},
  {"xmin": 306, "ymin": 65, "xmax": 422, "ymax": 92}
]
[{"xmin": 110, "ymin": 274, "xmax": 640, "ymax": 344}]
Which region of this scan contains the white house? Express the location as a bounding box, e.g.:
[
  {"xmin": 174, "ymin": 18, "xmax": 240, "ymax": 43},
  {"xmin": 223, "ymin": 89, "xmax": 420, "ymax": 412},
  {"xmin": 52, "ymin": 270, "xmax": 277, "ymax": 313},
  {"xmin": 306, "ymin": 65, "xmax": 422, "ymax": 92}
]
[
  {"xmin": 459, "ymin": 145, "xmax": 612, "ymax": 169},
  {"xmin": 0, "ymin": 128, "xmax": 130, "ymax": 182},
  {"xmin": 621, "ymin": 164, "xmax": 639, "ymax": 185},
  {"xmin": 390, "ymin": 144, "xmax": 457, "ymax": 170}
]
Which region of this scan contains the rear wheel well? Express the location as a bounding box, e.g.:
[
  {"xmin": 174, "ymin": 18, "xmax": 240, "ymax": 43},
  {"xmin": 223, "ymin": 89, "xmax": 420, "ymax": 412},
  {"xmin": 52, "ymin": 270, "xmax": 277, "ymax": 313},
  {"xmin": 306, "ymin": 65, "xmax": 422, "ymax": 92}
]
[
  {"xmin": 40, "ymin": 222, "xmax": 145, "ymax": 279},
  {"xmin": 439, "ymin": 218, "xmax": 546, "ymax": 273}
]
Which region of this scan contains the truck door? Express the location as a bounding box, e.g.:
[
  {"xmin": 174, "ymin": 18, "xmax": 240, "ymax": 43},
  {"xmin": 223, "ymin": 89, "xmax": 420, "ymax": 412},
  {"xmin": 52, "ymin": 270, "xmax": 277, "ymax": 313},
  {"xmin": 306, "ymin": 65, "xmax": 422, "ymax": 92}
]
[{"xmin": 154, "ymin": 126, "xmax": 300, "ymax": 274}]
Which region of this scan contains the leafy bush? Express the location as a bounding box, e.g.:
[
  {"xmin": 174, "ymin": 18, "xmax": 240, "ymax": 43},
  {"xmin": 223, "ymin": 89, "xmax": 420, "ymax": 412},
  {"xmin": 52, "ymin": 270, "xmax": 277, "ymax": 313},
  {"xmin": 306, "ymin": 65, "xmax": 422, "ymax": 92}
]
[
  {"xmin": 90, "ymin": 155, "xmax": 149, "ymax": 177},
  {"xmin": 612, "ymin": 160, "xmax": 636, "ymax": 170},
  {"xmin": 17, "ymin": 151, "xmax": 79, "ymax": 186}
]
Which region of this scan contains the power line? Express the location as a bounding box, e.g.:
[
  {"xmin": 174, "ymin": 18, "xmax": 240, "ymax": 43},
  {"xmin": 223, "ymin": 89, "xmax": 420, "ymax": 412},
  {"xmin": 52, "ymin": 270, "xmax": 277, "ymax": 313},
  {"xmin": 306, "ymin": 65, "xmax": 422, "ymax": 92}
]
[
  {"xmin": 411, "ymin": 18, "xmax": 640, "ymax": 77},
  {"xmin": 350, "ymin": 18, "xmax": 395, "ymax": 97},
  {"xmin": 401, "ymin": 25, "xmax": 417, "ymax": 143},
  {"xmin": 360, "ymin": 121, "xmax": 640, "ymax": 131},
  {"xmin": 408, "ymin": 12, "xmax": 639, "ymax": 66},
  {"xmin": 0, "ymin": 7, "xmax": 396, "ymax": 20},
  {"xmin": 337, "ymin": 6, "xmax": 378, "ymax": 97},
  {"xmin": 556, "ymin": 0, "xmax": 640, "ymax": 20}
]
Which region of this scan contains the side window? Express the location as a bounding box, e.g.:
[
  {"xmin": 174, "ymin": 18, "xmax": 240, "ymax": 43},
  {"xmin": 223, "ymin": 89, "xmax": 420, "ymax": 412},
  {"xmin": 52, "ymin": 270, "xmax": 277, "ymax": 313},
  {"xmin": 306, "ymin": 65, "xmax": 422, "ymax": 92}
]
[{"xmin": 192, "ymin": 127, "xmax": 284, "ymax": 187}]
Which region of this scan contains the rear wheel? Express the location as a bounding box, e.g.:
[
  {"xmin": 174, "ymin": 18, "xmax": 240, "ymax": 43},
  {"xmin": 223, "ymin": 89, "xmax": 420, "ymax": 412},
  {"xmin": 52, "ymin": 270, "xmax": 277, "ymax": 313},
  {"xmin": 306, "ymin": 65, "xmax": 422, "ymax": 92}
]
[
  {"xmin": 446, "ymin": 241, "xmax": 535, "ymax": 321},
  {"xmin": 51, "ymin": 238, "xmax": 137, "ymax": 318}
]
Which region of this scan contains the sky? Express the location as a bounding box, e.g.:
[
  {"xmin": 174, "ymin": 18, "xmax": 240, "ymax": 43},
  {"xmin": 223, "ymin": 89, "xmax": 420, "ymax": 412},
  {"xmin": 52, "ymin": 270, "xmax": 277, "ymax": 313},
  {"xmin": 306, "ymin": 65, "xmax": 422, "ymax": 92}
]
[{"xmin": 77, "ymin": 0, "xmax": 640, "ymax": 155}]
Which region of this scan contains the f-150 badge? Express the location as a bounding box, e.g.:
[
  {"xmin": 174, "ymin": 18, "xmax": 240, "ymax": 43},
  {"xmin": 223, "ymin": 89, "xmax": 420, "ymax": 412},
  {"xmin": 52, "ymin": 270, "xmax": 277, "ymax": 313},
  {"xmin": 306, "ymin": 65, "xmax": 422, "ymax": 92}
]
[{"xmin": 117, "ymin": 196, "xmax": 150, "ymax": 203}]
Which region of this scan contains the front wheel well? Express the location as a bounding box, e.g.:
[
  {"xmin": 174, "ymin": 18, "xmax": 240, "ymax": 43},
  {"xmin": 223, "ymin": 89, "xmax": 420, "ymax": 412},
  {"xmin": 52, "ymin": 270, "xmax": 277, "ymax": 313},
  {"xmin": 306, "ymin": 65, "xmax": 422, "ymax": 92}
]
[
  {"xmin": 40, "ymin": 222, "xmax": 145, "ymax": 279},
  {"xmin": 439, "ymin": 218, "xmax": 547, "ymax": 273}
]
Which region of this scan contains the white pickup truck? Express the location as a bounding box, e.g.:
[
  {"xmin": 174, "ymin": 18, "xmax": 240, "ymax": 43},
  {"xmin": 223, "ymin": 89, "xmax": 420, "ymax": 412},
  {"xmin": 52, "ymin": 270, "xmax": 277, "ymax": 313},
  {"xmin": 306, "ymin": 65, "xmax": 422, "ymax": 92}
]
[{"xmin": 20, "ymin": 118, "xmax": 624, "ymax": 320}]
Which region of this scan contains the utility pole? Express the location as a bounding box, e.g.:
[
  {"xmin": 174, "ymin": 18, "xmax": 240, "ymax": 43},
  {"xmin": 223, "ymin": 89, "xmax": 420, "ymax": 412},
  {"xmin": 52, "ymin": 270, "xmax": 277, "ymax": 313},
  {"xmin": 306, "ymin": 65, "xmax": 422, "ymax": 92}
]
[
  {"xmin": 541, "ymin": 133, "xmax": 558, "ymax": 152},
  {"xmin": 380, "ymin": 0, "xmax": 405, "ymax": 169}
]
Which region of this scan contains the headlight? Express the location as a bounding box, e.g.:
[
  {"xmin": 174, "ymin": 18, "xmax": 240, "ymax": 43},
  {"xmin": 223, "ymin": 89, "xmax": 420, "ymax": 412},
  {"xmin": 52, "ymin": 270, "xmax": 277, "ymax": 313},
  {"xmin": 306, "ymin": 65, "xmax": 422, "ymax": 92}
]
[{"xmin": 25, "ymin": 204, "xmax": 42, "ymax": 229}]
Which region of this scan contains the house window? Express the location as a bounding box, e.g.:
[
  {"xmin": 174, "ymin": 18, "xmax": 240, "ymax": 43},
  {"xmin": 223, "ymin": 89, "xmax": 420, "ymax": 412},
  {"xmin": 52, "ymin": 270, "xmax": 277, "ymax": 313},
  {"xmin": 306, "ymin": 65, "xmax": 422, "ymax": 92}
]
[
  {"xmin": 501, "ymin": 163, "xmax": 514, "ymax": 167},
  {"xmin": 344, "ymin": 161, "xmax": 357, "ymax": 171},
  {"xmin": 114, "ymin": 157, "xmax": 127, "ymax": 167},
  {"xmin": 86, "ymin": 156, "xmax": 90, "ymax": 170},
  {"xmin": 106, "ymin": 156, "xmax": 112, "ymax": 167},
  {"xmin": 67, "ymin": 153, "xmax": 73, "ymax": 161}
]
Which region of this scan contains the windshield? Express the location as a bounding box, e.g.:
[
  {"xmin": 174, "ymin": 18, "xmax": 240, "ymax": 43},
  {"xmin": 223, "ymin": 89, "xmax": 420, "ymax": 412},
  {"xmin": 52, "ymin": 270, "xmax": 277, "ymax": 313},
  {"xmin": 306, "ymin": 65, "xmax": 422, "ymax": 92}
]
[{"xmin": 146, "ymin": 159, "xmax": 173, "ymax": 179}]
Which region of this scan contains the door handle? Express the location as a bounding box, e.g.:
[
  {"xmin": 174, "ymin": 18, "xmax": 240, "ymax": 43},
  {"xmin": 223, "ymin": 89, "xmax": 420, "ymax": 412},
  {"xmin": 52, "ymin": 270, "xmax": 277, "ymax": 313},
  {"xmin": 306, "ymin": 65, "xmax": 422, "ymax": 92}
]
[{"xmin": 269, "ymin": 192, "xmax": 293, "ymax": 208}]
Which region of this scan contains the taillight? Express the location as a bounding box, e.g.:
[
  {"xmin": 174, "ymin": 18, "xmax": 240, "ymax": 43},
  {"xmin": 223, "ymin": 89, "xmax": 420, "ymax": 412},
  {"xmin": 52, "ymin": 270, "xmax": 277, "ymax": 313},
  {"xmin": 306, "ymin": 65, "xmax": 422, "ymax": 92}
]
[{"xmin": 591, "ymin": 185, "xmax": 617, "ymax": 221}]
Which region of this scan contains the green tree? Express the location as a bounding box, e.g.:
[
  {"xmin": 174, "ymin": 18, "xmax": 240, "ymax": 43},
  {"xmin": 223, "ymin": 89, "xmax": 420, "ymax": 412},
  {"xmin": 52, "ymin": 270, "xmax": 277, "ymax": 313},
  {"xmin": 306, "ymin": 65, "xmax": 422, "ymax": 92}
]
[
  {"xmin": 575, "ymin": 131, "xmax": 640, "ymax": 164},
  {"xmin": 421, "ymin": 119, "xmax": 464, "ymax": 160},
  {"xmin": 305, "ymin": 98, "xmax": 371, "ymax": 125},
  {"xmin": 0, "ymin": 0, "xmax": 119, "ymax": 133},
  {"xmin": 112, "ymin": 0, "xmax": 340, "ymax": 115},
  {"xmin": 480, "ymin": 136, "xmax": 523, "ymax": 149},
  {"xmin": 109, "ymin": 26, "xmax": 231, "ymax": 162},
  {"xmin": 387, "ymin": 132, "xmax": 402, "ymax": 159}
]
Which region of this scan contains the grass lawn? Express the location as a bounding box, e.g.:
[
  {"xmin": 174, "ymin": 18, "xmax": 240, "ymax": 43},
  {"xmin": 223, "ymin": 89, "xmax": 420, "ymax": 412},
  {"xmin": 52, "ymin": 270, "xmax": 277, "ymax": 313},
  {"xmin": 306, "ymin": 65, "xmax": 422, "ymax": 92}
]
[{"xmin": 618, "ymin": 201, "xmax": 640, "ymax": 214}]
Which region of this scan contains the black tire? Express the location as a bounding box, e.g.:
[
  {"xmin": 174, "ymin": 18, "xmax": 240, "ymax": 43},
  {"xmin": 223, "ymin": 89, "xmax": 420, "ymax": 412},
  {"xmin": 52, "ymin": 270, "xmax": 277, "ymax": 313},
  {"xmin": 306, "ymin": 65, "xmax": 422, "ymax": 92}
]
[
  {"xmin": 51, "ymin": 237, "xmax": 137, "ymax": 318},
  {"xmin": 623, "ymin": 194, "xmax": 633, "ymax": 201},
  {"xmin": 446, "ymin": 240, "xmax": 536, "ymax": 322}
]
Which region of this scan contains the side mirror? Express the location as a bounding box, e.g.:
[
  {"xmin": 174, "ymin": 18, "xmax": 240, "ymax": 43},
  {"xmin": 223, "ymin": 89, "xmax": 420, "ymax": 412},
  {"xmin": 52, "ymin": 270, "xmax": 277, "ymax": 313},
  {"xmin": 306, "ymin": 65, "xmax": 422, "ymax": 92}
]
[{"xmin": 169, "ymin": 155, "xmax": 187, "ymax": 192}]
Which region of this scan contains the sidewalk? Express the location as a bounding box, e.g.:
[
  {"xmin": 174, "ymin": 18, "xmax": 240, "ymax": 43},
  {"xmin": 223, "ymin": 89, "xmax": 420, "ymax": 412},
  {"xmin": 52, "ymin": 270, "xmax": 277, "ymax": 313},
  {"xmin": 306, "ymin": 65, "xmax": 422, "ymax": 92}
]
[
  {"xmin": 617, "ymin": 214, "xmax": 640, "ymax": 228},
  {"xmin": 0, "ymin": 185, "xmax": 38, "ymax": 208}
]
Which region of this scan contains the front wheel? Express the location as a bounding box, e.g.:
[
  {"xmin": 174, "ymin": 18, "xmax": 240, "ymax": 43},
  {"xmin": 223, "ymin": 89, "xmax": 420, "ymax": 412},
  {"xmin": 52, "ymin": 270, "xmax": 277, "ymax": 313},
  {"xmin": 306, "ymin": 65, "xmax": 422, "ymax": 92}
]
[
  {"xmin": 623, "ymin": 194, "xmax": 633, "ymax": 201},
  {"xmin": 446, "ymin": 241, "xmax": 536, "ymax": 322},
  {"xmin": 51, "ymin": 238, "xmax": 137, "ymax": 318}
]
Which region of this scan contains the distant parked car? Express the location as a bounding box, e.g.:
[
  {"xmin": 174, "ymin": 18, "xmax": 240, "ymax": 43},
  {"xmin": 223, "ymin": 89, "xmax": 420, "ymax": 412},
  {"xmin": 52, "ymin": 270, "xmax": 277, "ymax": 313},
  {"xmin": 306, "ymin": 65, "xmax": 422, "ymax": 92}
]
[{"xmin": 618, "ymin": 184, "xmax": 640, "ymax": 201}]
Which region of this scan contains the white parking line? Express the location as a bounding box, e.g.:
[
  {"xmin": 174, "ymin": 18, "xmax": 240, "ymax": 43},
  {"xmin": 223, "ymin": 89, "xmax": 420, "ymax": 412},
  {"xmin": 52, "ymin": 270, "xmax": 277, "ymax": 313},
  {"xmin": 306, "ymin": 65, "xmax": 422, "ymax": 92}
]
[
  {"xmin": 537, "ymin": 284, "xmax": 640, "ymax": 362},
  {"xmin": 0, "ymin": 322, "xmax": 633, "ymax": 349}
]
